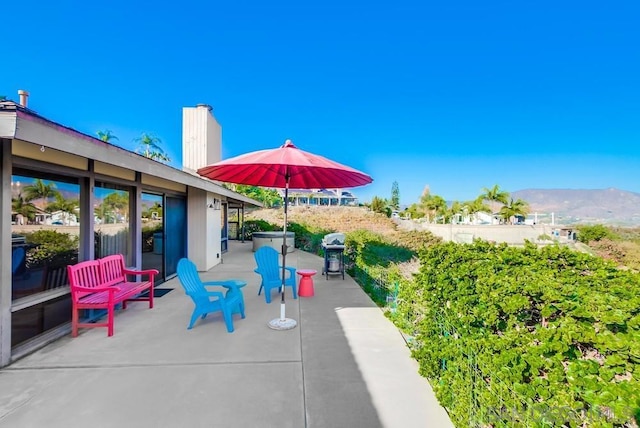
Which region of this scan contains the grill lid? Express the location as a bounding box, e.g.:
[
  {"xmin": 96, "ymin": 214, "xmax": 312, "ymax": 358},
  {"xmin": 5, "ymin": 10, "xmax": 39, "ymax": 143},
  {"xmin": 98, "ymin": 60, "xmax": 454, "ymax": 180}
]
[{"xmin": 322, "ymin": 233, "xmax": 345, "ymax": 248}]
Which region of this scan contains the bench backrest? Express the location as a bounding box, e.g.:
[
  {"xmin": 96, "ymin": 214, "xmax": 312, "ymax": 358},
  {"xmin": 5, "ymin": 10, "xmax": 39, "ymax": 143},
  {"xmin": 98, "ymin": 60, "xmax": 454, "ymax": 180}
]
[
  {"xmin": 99, "ymin": 254, "xmax": 127, "ymax": 287},
  {"xmin": 67, "ymin": 260, "xmax": 102, "ymax": 300}
]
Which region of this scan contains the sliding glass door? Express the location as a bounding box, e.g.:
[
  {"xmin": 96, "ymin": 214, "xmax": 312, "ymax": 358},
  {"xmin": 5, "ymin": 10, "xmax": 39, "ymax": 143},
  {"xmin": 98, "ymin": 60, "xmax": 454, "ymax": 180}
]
[
  {"xmin": 165, "ymin": 196, "xmax": 186, "ymax": 278},
  {"xmin": 141, "ymin": 193, "xmax": 186, "ymax": 282},
  {"xmin": 141, "ymin": 193, "xmax": 164, "ymax": 281}
]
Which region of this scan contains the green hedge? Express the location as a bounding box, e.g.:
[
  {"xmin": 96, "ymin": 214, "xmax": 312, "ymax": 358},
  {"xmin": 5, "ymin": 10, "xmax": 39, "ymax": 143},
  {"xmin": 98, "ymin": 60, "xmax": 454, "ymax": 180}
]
[
  {"xmin": 23, "ymin": 229, "xmax": 78, "ymax": 269},
  {"xmin": 397, "ymin": 240, "xmax": 640, "ymax": 426},
  {"xmin": 344, "ymin": 229, "xmax": 415, "ymax": 306}
]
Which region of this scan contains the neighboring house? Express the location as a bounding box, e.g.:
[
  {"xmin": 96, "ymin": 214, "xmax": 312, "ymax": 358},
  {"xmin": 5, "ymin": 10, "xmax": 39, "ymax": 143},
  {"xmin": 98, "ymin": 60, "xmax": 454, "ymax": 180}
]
[
  {"xmin": 451, "ymin": 211, "xmax": 495, "ymax": 225},
  {"xmin": 280, "ymin": 188, "xmax": 359, "ymax": 206},
  {"xmin": 1, "ymin": 94, "xmax": 260, "ymax": 367},
  {"xmin": 47, "ymin": 210, "xmax": 78, "ymax": 226}
]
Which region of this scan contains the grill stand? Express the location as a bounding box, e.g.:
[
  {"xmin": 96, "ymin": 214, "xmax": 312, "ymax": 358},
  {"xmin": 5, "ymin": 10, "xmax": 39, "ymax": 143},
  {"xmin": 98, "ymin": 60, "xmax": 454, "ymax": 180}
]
[{"xmin": 322, "ymin": 246, "xmax": 345, "ymax": 280}]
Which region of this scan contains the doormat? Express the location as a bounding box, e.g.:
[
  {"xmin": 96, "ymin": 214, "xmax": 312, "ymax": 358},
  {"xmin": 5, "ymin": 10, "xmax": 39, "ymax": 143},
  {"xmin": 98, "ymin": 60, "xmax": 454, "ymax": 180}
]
[{"xmin": 139, "ymin": 288, "xmax": 174, "ymax": 298}]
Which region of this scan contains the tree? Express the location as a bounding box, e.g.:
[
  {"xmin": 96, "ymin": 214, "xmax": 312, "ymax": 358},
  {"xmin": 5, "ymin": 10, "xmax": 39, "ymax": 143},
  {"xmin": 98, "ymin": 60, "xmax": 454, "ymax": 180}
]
[
  {"xmin": 96, "ymin": 130, "xmax": 118, "ymax": 143},
  {"xmin": 479, "ymin": 184, "xmax": 510, "ymax": 214},
  {"xmin": 499, "ymin": 198, "xmax": 530, "ymax": 224},
  {"xmin": 94, "ymin": 203, "xmax": 111, "ymax": 224},
  {"xmin": 12, "ymin": 194, "xmax": 37, "ymax": 223},
  {"xmin": 390, "ymin": 181, "xmax": 400, "ymax": 211},
  {"xmin": 405, "ymin": 203, "xmax": 425, "ymax": 220},
  {"xmin": 370, "ymin": 196, "xmax": 388, "ymax": 214},
  {"xmin": 135, "ymin": 133, "xmax": 171, "ymax": 163},
  {"xmin": 420, "ymin": 193, "xmax": 447, "ymax": 223},
  {"xmin": 576, "ymin": 224, "xmax": 616, "ymax": 244},
  {"xmin": 446, "ymin": 200, "xmax": 463, "ymax": 224},
  {"xmin": 463, "ymin": 197, "xmax": 491, "ymax": 223},
  {"xmin": 467, "ymin": 197, "xmax": 491, "ymax": 214},
  {"xmin": 101, "ymin": 192, "xmax": 130, "ymax": 223},
  {"xmin": 229, "ymin": 184, "xmax": 281, "ymax": 208},
  {"xmin": 22, "ymin": 179, "xmax": 60, "ymax": 204},
  {"xmin": 46, "ymin": 193, "xmax": 79, "ymax": 225}
]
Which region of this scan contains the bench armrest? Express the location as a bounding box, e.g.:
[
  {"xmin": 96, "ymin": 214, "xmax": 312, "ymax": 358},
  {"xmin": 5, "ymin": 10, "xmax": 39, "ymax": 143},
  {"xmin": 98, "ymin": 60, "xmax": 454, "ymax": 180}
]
[
  {"xmin": 72, "ymin": 285, "xmax": 121, "ymax": 293},
  {"xmin": 122, "ymin": 268, "xmax": 159, "ymax": 277}
]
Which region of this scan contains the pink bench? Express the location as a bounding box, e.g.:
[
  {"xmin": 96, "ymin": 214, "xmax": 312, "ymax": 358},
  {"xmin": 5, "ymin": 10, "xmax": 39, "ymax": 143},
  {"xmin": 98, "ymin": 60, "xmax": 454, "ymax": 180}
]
[{"xmin": 67, "ymin": 254, "xmax": 159, "ymax": 337}]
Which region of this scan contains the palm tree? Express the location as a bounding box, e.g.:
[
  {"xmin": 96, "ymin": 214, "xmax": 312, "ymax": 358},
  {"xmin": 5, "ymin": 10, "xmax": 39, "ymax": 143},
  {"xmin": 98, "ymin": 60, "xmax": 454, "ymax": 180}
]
[
  {"xmin": 135, "ymin": 133, "xmax": 171, "ymax": 163},
  {"xmin": 446, "ymin": 200, "xmax": 463, "ymax": 224},
  {"xmin": 420, "ymin": 193, "xmax": 447, "ymax": 223},
  {"xmin": 22, "ymin": 179, "xmax": 60, "ymax": 205},
  {"xmin": 499, "ymin": 198, "xmax": 530, "ymax": 224},
  {"xmin": 479, "ymin": 184, "xmax": 510, "ymax": 215},
  {"xmin": 370, "ymin": 196, "xmax": 387, "ymax": 214},
  {"xmin": 47, "ymin": 194, "xmax": 79, "ymax": 225},
  {"xmin": 96, "ymin": 130, "xmax": 118, "ymax": 143},
  {"xmin": 460, "ymin": 198, "xmax": 489, "ymax": 224},
  {"xmin": 148, "ymin": 202, "xmax": 162, "ymax": 220},
  {"xmin": 12, "ymin": 194, "xmax": 37, "ymax": 223}
]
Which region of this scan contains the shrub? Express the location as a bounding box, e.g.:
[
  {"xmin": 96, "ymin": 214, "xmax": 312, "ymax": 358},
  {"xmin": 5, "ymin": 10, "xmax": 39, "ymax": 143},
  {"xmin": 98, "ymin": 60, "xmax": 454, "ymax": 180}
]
[
  {"xmin": 388, "ymin": 230, "xmax": 441, "ymax": 253},
  {"xmin": 286, "ymin": 222, "xmax": 331, "ymax": 254},
  {"xmin": 344, "ymin": 229, "xmax": 418, "ymax": 306},
  {"xmin": 577, "ymin": 224, "xmax": 617, "ymax": 244},
  {"xmin": 140, "ymin": 224, "xmax": 163, "ymax": 253},
  {"xmin": 243, "ymin": 220, "xmax": 277, "ymax": 239},
  {"xmin": 399, "ymin": 240, "xmax": 640, "ymax": 426},
  {"xmin": 23, "ymin": 229, "xmax": 78, "ymax": 268}
]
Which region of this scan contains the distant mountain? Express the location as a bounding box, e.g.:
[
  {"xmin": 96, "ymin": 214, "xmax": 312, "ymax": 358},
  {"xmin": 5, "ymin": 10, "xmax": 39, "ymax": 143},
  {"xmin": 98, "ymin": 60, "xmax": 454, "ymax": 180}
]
[{"xmin": 511, "ymin": 188, "xmax": 640, "ymax": 226}]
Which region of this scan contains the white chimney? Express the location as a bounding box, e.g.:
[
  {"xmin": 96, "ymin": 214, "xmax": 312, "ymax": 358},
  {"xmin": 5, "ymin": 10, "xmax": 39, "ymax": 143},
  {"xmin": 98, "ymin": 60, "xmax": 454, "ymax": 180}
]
[
  {"xmin": 182, "ymin": 104, "xmax": 222, "ymax": 173},
  {"xmin": 18, "ymin": 89, "xmax": 29, "ymax": 107}
]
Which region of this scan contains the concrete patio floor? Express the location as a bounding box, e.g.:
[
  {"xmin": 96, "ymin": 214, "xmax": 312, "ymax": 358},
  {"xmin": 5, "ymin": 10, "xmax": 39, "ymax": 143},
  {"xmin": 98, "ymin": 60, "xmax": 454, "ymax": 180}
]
[{"xmin": 0, "ymin": 241, "xmax": 453, "ymax": 428}]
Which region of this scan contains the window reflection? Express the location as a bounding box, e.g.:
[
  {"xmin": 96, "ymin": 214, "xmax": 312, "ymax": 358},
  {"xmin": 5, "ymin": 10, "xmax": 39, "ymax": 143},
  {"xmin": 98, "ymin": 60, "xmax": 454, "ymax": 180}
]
[
  {"xmin": 141, "ymin": 193, "xmax": 164, "ymax": 279},
  {"xmin": 11, "ymin": 174, "xmax": 80, "ymax": 301},
  {"xmin": 94, "ymin": 183, "xmax": 131, "ymax": 265}
]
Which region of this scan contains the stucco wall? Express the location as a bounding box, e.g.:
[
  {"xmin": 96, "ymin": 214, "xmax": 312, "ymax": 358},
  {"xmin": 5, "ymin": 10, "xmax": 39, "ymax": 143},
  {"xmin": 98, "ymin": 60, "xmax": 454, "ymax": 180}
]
[{"xmin": 397, "ymin": 220, "xmax": 570, "ymax": 246}]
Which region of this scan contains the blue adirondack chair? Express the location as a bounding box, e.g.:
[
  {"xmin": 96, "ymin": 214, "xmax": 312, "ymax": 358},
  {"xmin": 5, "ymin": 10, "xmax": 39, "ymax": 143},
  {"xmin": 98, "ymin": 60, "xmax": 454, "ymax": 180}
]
[
  {"xmin": 176, "ymin": 258, "xmax": 245, "ymax": 333},
  {"xmin": 254, "ymin": 246, "xmax": 297, "ymax": 304}
]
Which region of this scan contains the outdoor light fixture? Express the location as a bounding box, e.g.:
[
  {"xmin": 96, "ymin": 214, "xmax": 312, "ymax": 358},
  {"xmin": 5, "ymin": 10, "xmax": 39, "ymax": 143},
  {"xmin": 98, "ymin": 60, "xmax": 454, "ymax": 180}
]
[{"xmin": 208, "ymin": 199, "xmax": 221, "ymax": 210}]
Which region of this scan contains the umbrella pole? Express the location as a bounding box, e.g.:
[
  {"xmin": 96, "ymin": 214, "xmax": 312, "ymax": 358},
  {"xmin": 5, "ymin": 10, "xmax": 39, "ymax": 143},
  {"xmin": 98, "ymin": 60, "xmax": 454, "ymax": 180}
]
[{"xmin": 268, "ymin": 175, "xmax": 297, "ymax": 330}]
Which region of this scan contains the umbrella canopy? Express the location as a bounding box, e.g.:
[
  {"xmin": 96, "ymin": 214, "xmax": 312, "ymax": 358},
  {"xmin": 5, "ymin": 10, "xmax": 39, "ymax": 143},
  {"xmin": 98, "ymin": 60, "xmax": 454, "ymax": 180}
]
[
  {"xmin": 197, "ymin": 139, "xmax": 373, "ymax": 330},
  {"xmin": 197, "ymin": 140, "xmax": 372, "ymax": 189}
]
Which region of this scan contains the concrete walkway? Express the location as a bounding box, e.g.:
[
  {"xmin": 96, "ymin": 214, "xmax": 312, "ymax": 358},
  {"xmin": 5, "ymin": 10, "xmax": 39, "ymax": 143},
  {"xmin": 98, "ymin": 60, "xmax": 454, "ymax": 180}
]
[{"xmin": 0, "ymin": 241, "xmax": 453, "ymax": 428}]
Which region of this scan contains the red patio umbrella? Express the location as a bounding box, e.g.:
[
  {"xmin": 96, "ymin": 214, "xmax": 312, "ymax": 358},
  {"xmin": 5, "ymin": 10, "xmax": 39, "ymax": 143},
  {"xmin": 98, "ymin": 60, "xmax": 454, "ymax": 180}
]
[{"xmin": 198, "ymin": 139, "xmax": 373, "ymax": 330}]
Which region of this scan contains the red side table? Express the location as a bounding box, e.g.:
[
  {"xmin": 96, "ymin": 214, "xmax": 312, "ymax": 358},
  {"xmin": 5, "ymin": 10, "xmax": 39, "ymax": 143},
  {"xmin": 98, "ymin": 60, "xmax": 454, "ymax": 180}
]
[{"xmin": 297, "ymin": 269, "xmax": 317, "ymax": 297}]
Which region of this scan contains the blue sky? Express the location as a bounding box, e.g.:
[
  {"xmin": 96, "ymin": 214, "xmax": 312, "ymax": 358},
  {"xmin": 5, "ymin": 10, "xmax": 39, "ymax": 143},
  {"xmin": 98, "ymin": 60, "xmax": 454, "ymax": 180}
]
[{"xmin": 2, "ymin": 1, "xmax": 639, "ymax": 205}]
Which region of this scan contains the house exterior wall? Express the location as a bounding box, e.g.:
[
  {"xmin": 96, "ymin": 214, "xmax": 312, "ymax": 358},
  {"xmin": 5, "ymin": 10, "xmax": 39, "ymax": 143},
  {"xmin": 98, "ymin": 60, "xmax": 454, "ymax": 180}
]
[
  {"xmin": 187, "ymin": 187, "xmax": 222, "ymax": 271},
  {"xmin": 1, "ymin": 140, "xmax": 13, "ymax": 367},
  {"xmin": 0, "ymin": 101, "xmax": 258, "ymax": 367}
]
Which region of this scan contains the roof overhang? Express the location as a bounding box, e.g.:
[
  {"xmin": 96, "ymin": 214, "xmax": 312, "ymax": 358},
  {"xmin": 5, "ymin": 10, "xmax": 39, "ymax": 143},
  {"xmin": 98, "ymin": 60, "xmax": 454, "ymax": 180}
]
[{"xmin": 1, "ymin": 104, "xmax": 261, "ymax": 208}]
